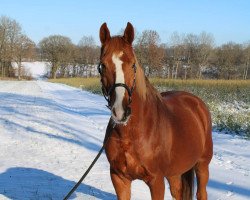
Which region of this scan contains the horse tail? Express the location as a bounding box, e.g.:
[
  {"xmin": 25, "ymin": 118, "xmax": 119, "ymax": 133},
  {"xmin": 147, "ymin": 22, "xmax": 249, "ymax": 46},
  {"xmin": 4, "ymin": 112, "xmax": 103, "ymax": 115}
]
[{"xmin": 181, "ymin": 167, "xmax": 195, "ymax": 200}]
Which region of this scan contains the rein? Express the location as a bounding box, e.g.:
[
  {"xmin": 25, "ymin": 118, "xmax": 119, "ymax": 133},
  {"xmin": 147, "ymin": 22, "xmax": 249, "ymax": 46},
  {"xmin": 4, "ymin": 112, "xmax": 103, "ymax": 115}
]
[{"xmin": 63, "ymin": 122, "xmax": 116, "ymax": 200}]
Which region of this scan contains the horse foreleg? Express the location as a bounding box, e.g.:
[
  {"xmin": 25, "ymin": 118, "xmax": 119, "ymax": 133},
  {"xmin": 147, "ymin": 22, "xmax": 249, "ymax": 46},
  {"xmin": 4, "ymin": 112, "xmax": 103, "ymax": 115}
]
[
  {"xmin": 146, "ymin": 176, "xmax": 165, "ymax": 200},
  {"xmin": 110, "ymin": 169, "xmax": 131, "ymax": 200},
  {"xmin": 167, "ymin": 175, "xmax": 182, "ymax": 200},
  {"xmin": 195, "ymin": 161, "xmax": 209, "ymax": 200}
]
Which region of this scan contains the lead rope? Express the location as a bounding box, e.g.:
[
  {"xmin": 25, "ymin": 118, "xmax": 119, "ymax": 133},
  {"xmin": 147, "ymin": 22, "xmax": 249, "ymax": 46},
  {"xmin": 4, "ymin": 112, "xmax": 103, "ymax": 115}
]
[
  {"xmin": 64, "ymin": 61, "xmax": 136, "ymax": 199},
  {"xmin": 63, "ymin": 122, "xmax": 116, "ymax": 200}
]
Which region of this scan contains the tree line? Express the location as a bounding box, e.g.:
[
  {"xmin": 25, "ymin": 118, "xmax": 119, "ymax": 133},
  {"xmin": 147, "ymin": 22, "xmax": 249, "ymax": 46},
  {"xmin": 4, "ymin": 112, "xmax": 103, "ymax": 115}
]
[
  {"xmin": 1, "ymin": 16, "xmax": 249, "ymax": 79},
  {"xmin": 0, "ymin": 16, "xmax": 35, "ymax": 79}
]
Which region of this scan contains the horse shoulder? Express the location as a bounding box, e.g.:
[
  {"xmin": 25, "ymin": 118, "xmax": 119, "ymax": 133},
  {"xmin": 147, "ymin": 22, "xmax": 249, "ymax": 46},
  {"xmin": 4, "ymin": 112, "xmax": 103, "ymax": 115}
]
[{"xmin": 105, "ymin": 126, "xmax": 151, "ymax": 180}]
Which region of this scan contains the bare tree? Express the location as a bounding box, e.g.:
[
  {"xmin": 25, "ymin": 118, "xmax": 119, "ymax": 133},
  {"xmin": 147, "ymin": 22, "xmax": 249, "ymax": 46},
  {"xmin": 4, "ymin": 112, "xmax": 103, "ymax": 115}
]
[
  {"xmin": 78, "ymin": 36, "xmax": 98, "ymax": 65},
  {"xmin": 39, "ymin": 35, "xmax": 74, "ymax": 79},
  {"xmin": 243, "ymin": 42, "xmax": 250, "ymax": 79},
  {"xmin": 0, "ymin": 16, "xmax": 22, "ymax": 77},
  {"xmin": 70, "ymin": 45, "xmax": 81, "ymax": 77},
  {"xmin": 78, "ymin": 36, "xmax": 99, "ymax": 77},
  {"xmin": 168, "ymin": 32, "xmax": 214, "ymax": 79},
  {"xmin": 183, "ymin": 33, "xmax": 200, "ymax": 78},
  {"xmin": 196, "ymin": 32, "xmax": 215, "ymax": 79},
  {"xmin": 135, "ymin": 30, "xmax": 164, "ymax": 76},
  {"xmin": 169, "ymin": 32, "xmax": 185, "ymax": 79},
  {"xmin": 216, "ymin": 42, "xmax": 244, "ymax": 79},
  {"xmin": 14, "ymin": 34, "xmax": 35, "ymax": 80}
]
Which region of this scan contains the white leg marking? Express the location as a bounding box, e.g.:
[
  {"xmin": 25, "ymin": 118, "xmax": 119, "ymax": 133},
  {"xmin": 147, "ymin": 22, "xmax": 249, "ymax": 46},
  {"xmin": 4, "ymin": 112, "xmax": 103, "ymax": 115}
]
[{"xmin": 112, "ymin": 52, "xmax": 125, "ymax": 121}]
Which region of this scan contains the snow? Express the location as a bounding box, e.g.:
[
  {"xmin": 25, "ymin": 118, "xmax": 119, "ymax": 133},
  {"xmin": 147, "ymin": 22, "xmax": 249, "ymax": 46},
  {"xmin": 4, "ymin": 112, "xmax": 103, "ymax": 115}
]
[
  {"xmin": 0, "ymin": 81, "xmax": 249, "ymax": 200},
  {"xmin": 12, "ymin": 62, "xmax": 50, "ymax": 79}
]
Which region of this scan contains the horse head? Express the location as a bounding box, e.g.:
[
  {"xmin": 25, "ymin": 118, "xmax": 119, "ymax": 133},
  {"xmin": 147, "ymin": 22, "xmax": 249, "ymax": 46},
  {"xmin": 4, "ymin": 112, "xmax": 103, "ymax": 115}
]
[{"xmin": 98, "ymin": 22, "xmax": 137, "ymax": 124}]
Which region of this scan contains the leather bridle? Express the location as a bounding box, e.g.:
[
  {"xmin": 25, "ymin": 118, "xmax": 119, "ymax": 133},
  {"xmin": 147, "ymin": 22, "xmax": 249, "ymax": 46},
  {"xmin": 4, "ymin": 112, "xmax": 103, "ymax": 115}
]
[{"xmin": 97, "ymin": 62, "xmax": 137, "ymax": 110}]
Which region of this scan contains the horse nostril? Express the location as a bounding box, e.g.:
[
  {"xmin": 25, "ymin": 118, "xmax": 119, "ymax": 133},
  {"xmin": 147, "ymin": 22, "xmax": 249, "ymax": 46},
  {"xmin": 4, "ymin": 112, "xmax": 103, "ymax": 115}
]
[
  {"xmin": 125, "ymin": 107, "xmax": 131, "ymax": 117},
  {"xmin": 112, "ymin": 108, "xmax": 117, "ymax": 117},
  {"xmin": 111, "ymin": 106, "xmax": 130, "ymax": 123}
]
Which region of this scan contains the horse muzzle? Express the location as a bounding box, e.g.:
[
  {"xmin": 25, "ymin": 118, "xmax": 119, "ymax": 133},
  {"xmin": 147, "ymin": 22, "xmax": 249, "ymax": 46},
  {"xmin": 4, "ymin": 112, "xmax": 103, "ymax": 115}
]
[{"xmin": 111, "ymin": 106, "xmax": 131, "ymax": 125}]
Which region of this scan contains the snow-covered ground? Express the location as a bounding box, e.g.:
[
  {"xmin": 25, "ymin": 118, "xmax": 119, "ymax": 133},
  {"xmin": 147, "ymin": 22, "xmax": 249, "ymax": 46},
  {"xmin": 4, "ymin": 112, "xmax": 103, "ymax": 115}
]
[
  {"xmin": 0, "ymin": 81, "xmax": 249, "ymax": 200},
  {"xmin": 12, "ymin": 62, "xmax": 99, "ymax": 80},
  {"xmin": 12, "ymin": 62, "xmax": 50, "ymax": 79}
]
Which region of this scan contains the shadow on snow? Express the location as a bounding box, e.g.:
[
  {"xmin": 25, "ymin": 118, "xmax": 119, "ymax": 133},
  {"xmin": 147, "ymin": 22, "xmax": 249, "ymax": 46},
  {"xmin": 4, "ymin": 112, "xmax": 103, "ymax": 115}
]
[
  {"xmin": 0, "ymin": 92, "xmax": 110, "ymax": 152},
  {"xmin": 208, "ymin": 179, "xmax": 250, "ymax": 197},
  {"xmin": 0, "ymin": 167, "xmax": 116, "ymax": 200}
]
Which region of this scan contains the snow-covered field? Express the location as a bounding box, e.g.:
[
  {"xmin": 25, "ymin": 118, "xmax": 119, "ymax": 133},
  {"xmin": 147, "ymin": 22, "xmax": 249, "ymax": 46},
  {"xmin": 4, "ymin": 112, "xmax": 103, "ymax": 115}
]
[
  {"xmin": 0, "ymin": 81, "xmax": 249, "ymax": 200},
  {"xmin": 12, "ymin": 62, "xmax": 49, "ymax": 79}
]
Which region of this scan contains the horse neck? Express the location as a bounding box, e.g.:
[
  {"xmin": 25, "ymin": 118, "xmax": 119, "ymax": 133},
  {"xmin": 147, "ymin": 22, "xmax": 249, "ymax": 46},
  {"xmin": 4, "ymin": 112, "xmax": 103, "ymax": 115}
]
[
  {"xmin": 130, "ymin": 73, "xmax": 164, "ymax": 121},
  {"xmin": 113, "ymin": 78, "xmax": 164, "ymax": 141},
  {"xmin": 116, "ymin": 65, "xmax": 164, "ymax": 139}
]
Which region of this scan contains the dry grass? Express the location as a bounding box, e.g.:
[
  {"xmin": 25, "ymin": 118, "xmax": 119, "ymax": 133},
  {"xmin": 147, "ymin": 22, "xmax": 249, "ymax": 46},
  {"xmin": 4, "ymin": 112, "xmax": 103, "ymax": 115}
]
[
  {"xmin": 0, "ymin": 77, "xmax": 19, "ymax": 80},
  {"xmin": 49, "ymin": 77, "xmax": 250, "ymax": 137},
  {"xmin": 150, "ymin": 78, "xmax": 250, "ymax": 104},
  {"xmin": 50, "ymin": 77, "xmax": 250, "ymax": 103}
]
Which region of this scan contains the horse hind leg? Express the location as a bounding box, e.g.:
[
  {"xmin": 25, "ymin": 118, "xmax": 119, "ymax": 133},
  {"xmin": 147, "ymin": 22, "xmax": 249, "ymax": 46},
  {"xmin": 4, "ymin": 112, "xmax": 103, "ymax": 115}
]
[
  {"xmin": 195, "ymin": 127, "xmax": 213, "ymax": 200},
  {"xmin": 195, "ymin": 161, "xmax": 210, "ymax": 200}
]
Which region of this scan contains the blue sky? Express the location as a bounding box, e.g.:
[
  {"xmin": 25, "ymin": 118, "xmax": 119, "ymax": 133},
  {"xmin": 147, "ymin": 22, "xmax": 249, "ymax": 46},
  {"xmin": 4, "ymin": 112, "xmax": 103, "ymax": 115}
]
[{"xmin": 0, "ymin": 0, "xmax": 250, "ymax": 46}]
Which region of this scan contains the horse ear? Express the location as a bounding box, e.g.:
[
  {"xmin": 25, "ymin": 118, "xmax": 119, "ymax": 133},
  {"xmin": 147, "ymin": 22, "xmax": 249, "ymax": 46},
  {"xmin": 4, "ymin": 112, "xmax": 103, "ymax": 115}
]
[
  {"xmin": 99, "ymin": 23, "xmax": 111, "ymax": 45},
  {"xmin": 123, "ymin": 22, "xmax": 134, "ymax": 45}
]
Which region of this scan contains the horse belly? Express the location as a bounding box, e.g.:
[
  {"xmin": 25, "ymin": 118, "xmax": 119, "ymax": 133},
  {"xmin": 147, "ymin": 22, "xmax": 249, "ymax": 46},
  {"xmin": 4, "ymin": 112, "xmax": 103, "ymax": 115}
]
[{"xmin": 163, "ymin": 121, "xmax": 206, "ymax": 176}]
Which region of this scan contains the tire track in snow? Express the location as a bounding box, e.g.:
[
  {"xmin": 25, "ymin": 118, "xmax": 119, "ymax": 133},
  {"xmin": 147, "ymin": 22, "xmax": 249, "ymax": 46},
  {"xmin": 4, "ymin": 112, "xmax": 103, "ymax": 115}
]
[{"xmin": 36, "ymin": 81, "xmax": 110, "ymax": 134}]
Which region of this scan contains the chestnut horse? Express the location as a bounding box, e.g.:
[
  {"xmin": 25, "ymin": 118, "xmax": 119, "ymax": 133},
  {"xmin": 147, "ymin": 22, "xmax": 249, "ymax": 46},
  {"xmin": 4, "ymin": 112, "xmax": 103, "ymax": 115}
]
[{"xmin": 98, "ymin": 22, "xmax": 213, "ymax": 200}]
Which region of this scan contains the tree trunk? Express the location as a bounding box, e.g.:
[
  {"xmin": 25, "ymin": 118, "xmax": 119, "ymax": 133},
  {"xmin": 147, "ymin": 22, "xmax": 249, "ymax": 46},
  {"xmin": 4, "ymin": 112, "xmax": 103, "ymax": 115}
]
[
  {"xmin": 53, "ymin": 70, "xmax": 57, "ymax": 79},
  {"xmin": 51, "ymin": 62, "xmax": 59, "ymax": 79},
  {"xmin": 175, "ymin": 61, "xmax": 179, "ymax": 79},
  {"xmin": 172, "ymin": 65, "xmax": 175, "ymax": 79},
  {"xmin": 244, "ymin": 62, "xmax": 249, "ymax": 80},
  {"xmin": 184, "ymin": 67, "xmax": 187, "ymax": 80},
  {"xmin": 2, "ymin": 62, "xmax": 5, "ymax": 78},
  {"xmin": 0, "ymin": 61, "xmax": 3, "ymax": 78},
  {"xmin": 73, "ymin": 65, "xmax": 77, "ymax": 77},
  {"xmin": 198, "ymin": 65, "xmax": 202, "ymax": 79},
  {"xmin": 18, "ymin": 61, "xmax": 21, "ymax": 80},
  {"xmin": 167, "ymin": 67, "xmax": 170, "ymax": 79}
]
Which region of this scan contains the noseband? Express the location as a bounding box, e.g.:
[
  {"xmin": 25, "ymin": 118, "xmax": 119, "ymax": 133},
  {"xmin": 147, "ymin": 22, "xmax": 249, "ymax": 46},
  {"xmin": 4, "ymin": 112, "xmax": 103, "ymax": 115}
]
[{"xmin": 98, "ymin": 63, "xmax": 137, "ymax": 110}]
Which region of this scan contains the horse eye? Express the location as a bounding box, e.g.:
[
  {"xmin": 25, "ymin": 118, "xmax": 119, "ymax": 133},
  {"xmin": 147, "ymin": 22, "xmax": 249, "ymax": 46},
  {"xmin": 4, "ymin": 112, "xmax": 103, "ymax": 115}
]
[{"xmin": 98, "ymin": 63, "xmax": 106, "ymax": 74}]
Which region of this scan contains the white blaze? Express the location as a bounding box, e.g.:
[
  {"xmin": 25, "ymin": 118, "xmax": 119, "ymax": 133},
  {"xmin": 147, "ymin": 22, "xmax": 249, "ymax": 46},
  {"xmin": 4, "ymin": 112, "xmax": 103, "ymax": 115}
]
[{"xmin": 112, "ymin": 52, "xmax": 125, "ymax": 121}]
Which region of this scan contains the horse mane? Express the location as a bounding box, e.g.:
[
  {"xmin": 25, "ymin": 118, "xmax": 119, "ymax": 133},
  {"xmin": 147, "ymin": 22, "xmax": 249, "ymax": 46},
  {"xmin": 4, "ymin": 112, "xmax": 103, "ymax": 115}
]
[
  {"xmin": 134, "ymin": 55, "xmax": 162, "ymax": 102},
  {"xmin": 134, "ymin": 56, "xmax": 147, "ymax": 101}
]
